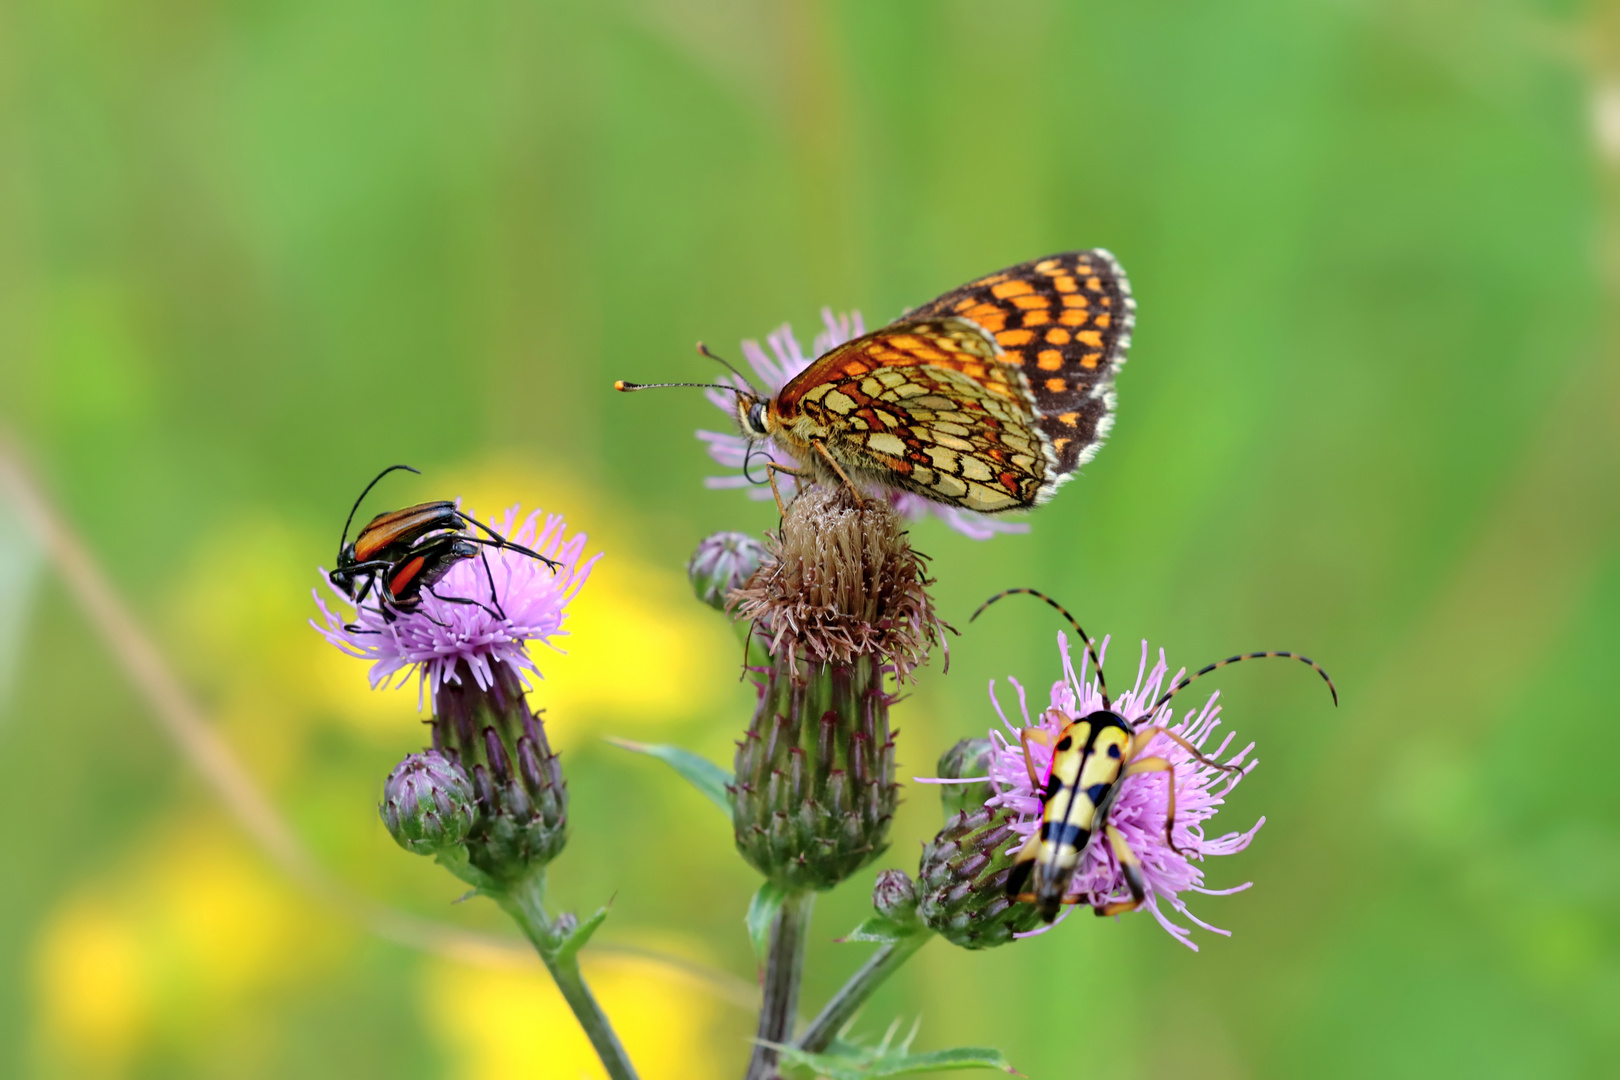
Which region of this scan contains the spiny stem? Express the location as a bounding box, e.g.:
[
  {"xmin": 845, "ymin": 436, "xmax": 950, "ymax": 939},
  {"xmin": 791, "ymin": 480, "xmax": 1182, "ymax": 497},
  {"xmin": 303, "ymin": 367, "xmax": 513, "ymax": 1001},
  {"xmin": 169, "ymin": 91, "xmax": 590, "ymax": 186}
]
[
  {"xmin": 497, "ymin": 871, "xmax": 639, "ymax": 1080},
  {"xmin": 795, "ymin": 931, "xmax": 933, "ymax": 1053},
  {"xmin": 745, "ymin": 890, "xmax": 816, "ymax": 1080}
]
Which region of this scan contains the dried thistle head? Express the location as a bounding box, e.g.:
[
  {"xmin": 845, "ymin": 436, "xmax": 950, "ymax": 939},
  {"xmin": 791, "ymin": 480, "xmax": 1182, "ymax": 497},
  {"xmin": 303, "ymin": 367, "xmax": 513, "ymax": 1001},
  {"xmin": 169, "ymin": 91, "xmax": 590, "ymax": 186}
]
[{"xmin": 729, "ymin": 483, "xmax": 949, "ymax": 681}]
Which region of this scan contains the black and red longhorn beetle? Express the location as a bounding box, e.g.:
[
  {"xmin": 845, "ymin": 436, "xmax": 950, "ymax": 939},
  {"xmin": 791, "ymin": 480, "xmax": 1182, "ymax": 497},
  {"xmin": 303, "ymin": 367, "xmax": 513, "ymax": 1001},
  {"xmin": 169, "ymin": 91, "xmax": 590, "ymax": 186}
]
[{"xmin": 329, "ymin": 465, "xmax": 559, "ymax": 623}]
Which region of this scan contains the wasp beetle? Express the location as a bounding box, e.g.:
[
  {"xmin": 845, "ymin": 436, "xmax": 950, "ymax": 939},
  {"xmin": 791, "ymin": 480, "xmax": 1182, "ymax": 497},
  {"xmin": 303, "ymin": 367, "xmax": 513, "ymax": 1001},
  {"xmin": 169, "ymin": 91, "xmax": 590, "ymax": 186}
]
[
  {"xmin": 972, "ymin": 588, "xmax": 1337, "ymax": 923},
  {"xmin": 330, "ymin": 465, "xmax": 558, "ymax": 622}
]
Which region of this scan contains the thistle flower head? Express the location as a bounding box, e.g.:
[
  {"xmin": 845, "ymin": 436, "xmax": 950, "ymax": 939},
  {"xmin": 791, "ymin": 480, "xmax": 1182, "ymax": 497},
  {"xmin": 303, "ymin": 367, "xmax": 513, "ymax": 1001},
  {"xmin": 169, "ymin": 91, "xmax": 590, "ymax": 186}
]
[
  {"xmin": 915, "ymin": 804, "xmax": 1042, "ymax": 948},
  {"xmin": 312, "ymin": 505, "xmax": 598, "ymax": 698},
  {"xmin": 688, "ymin": 530, "xmax": 769, "ymax": 611},
  {"xmin": 696, "ymin": 311, "xmax": 1028, "ymax": 541},
  {"xmin": 986, "ymin": 633, "xmax": 1263, "ymax": 950},
  {"xmin": 728, "ymin": 485, "xmax": 933, "ymax": 890},
  {"xmin": 381, "ymin": 750, "xmax": 475, "ymax": 855},
  {"xmin": 871, "ymin": 869, "xmax": 918, "ymax": 924},
  {"xmin": 729, "ymin": 484, "xmax": 948, "ymax": 682}
]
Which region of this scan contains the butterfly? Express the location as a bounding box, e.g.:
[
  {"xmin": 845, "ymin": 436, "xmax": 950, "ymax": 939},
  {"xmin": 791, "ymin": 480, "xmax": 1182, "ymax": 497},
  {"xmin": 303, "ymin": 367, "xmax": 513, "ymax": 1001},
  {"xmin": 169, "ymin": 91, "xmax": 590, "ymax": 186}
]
[{"xmin": 620, "ymin": 251, "xmax": 1133, "ymax": 514}]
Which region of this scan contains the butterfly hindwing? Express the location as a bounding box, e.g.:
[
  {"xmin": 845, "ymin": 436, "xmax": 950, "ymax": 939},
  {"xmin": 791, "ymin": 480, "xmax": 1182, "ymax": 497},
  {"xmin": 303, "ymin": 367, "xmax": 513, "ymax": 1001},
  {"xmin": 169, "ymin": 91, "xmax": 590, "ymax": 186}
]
[{"xmin": 908, "ymin": 250, "xmax": 1133, "ymax": 477}]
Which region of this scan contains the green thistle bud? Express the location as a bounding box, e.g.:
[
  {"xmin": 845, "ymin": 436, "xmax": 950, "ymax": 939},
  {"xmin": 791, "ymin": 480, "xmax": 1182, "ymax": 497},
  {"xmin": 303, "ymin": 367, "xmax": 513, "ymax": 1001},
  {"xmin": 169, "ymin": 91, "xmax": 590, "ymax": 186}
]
[
  {"xmin": 729, "ymin": 486, "xmax": 946, "ymax": 891},
  {"xmin": 916, "ymin": 806, "xmax": 1042, "ymax": 949},
  {"xmin": 871, "ymin": 868, "xmax": 918, "ymax": 924},
  {"xmin": 433, "ymin": 659, "xmax": 568, "ymax": 886},
  {"xmin": 381, "ymin": 750, "xmax": 475, "ymax": 855},
  {"xmin": 688, "ymin": 531, "xmax": 769, "ymax": 612},
  {"xmin": 936, "ymin": 737, "xmax": 994, "ymax": 819}
]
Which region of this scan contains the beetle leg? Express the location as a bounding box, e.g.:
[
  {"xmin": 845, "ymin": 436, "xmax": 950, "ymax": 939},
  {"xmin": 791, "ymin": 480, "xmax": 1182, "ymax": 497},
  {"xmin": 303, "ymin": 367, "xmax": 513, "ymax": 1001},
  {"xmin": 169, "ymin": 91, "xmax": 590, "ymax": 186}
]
[
  {"xmin": 811, "ymin": 439, "xmax": 865, "ymax": 506},
  {"xmin": 1094, "ymin": 825, "xmax": 1147, "ymax": 915},
  {"xmin": 1006, "ymin": 829, "xmax": 1043, "ymax": 900},
  {"xmin": 1129, "ymin": 725, "xmax": 1244, "ymax": 774},
  {"xmin": 1019, "ymin": 728, "xmax": 1057, "ymax": 790},
  {"xmin": 458, "ymin": 517, "xmax": 561, "ymax": 570},
  {"xmin": 1122, "ymin": 755, "xmax": 1184, "ymax": 853},
  {"xmin": 424, "ymin": 585, "xmax": 504, "ymax": 621},
  {"xmin": 478, "ymin": 548, "xmax": 509, "ymax": 620}
]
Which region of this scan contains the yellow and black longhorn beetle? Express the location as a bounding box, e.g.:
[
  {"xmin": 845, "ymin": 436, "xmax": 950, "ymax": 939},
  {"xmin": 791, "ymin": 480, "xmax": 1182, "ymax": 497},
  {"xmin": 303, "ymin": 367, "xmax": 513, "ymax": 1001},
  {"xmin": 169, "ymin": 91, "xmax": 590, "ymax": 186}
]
[
  {"xmin": 972, "ymin": 589, "xmax": 1337, "ymax": 923},
  {"xmin": 330, "ymin": 465, "xmax": 558, "ymax": 624}
]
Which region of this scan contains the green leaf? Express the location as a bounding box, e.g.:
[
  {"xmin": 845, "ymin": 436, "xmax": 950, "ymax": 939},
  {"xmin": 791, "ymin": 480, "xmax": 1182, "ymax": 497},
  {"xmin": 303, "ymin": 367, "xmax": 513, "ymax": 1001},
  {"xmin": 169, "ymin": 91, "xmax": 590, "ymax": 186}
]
[
  {"xmin": 606, "ymin": 738, "xmax": 732, "ymax": 816},
  {"xmin": 771, "ymin": 1042, "xmax": 1019, "ymax": 1079},
  {"xmin": 747, "ymin": 881, "xmax": 788, "ymax": 964},
  {"xmin": 550, "ymin": 906, "xmax": 608, "ymax": 965},
  {"xmin": 837, "ymin": 915, "xmax": 925, "ymax": 944}
]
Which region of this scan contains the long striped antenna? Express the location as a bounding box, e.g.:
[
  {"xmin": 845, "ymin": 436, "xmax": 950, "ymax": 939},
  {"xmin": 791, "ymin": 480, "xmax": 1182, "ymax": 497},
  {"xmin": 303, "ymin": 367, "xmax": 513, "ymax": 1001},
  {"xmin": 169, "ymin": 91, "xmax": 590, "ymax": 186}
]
[
  {"xmin": 697, "ymin": 341, "xmax": 763, "ymax": 397},
  {"xmin": 1146, "ymin": 651, "xmax": 1338, "ymax": 719},
  {"xmin": 340, "ymin": 464, "xmax": 420, "ymax": 552},
  {"xmin": 971, "ymin": 588, "xmax": 1109, "ymax": 710}
]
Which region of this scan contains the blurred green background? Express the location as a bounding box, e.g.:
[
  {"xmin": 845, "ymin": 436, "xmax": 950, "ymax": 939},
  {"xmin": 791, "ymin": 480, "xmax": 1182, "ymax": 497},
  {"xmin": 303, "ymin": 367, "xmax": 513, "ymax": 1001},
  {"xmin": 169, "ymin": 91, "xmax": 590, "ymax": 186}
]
[{"xmin": 3, "ymin": 0, "xmax": 1617, "ymax": 1076}]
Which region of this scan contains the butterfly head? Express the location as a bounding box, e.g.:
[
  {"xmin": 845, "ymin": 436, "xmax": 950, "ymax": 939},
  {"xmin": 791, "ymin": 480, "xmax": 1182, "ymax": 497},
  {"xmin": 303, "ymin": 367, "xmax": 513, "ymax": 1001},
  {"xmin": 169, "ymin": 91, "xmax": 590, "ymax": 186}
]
[{"xmin": 736, "ymin": 393, "xmax": 772, "ymax": 438}]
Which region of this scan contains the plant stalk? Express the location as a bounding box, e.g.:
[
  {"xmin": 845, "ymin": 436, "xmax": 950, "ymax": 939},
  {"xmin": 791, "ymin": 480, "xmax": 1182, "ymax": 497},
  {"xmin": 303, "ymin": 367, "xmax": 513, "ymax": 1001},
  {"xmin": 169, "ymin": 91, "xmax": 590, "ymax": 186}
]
[
  {"xmin": 498, "ymin": 870, "xmax": 639, "ymax": 1080},
  {"xmin": 795, "ymin": 930, "xmax": 933, "ymax": 1053},
  {"xmin": 745, "ymin": 889, "xmax": 816, "ymax": 1080}
]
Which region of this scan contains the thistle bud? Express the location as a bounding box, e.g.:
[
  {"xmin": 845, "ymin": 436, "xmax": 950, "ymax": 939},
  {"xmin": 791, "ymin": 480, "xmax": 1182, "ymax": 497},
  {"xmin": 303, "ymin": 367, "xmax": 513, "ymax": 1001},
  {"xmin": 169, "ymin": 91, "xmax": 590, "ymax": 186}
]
[
  {"xmin": 381, "ymin": 751, "xmax": 475, "ymax": 855},
  {"xmin": 729, "ymin": 485, "xmax": 946, "ymax": 890},
  {"xmin": 916, "ymin": 806, "xmax": 1042, "ymax": 949},
  {"xmin": 432, "ymin": 659, "xmax": 568, "ymax": 886},
  {"xmin": 936, "ymin": 738, "xmax": 994, "ymax": 819},
  {"xmin": 688, "ymin": 531, "xmax": 769, "ymax": 612},
  {"xmin": 872, "ymin": 869, "xmax": 918, "ymax": 923}
]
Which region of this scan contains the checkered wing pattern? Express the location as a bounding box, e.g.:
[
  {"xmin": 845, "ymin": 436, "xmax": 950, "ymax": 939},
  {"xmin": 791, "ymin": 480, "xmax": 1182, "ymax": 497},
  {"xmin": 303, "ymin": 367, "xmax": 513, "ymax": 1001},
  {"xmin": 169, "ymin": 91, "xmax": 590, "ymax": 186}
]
[
  {"xmin": 773, "ymin": 251, "xmax": 1132, "ymax": 511},
  {"xmin": 908, "ymin": 250, "xmax": 1133, "ymax": 477}
]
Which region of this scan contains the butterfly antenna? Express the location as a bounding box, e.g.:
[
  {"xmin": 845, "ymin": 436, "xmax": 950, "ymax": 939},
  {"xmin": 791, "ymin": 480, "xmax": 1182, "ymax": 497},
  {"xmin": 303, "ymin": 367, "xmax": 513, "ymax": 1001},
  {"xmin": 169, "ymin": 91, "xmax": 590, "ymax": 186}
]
[
  {"xmin": 614, "ymin": 379, "xmax": 748, "ymax": 396},
  {"xmin": 1146, "ymin": 651, "xmax": 1338, "ymax": 720},
  {"xmin": 971, "ymin": 588, "xmax": 1109, "ymax": 709},
  {"xmin": 697, "ymin": 341, "xmax": 762, "ymax": 396},
  {"xmin": 340, "ymin": 464, "xmax": 421, "ymax": 551}
]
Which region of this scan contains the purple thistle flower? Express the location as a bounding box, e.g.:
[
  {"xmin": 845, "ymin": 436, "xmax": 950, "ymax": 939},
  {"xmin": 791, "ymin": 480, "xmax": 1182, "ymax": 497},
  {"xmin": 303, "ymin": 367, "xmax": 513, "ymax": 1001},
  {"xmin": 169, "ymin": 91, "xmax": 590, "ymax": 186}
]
[
  {"xmin": 975, "ymin": 633, "xmax": 1263, "ymax": 951},
  {"xmin": 695, "ymin": 310, "xmax": 1030, "ymax": 541},
  {"xmin": 312, "ymin": 505, "xmax": 599, "ymax": 699}
]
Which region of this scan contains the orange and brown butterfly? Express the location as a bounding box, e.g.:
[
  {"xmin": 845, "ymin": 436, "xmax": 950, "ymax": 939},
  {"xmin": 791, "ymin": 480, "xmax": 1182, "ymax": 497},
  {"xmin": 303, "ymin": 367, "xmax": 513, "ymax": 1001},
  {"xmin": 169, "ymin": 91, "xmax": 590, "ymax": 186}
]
[{"xmin": 617, "ymin": 251, "xmax": 1134, "ymax": 515}]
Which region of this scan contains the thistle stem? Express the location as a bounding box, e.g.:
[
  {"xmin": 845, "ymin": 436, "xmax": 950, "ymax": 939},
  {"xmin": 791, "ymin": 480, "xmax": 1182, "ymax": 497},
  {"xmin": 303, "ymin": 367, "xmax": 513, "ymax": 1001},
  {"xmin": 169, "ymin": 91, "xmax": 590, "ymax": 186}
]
[
  {"xmin": 795, "ymin": 930, "xmax": 933, "ymax": 1053},
  {"xmin": 745, "ymin": 889, "xmax": 816, "ymax": 1080},
  {"xmin": 498, "ymin": 871, "xmax": 639, "ymax": 1080}
]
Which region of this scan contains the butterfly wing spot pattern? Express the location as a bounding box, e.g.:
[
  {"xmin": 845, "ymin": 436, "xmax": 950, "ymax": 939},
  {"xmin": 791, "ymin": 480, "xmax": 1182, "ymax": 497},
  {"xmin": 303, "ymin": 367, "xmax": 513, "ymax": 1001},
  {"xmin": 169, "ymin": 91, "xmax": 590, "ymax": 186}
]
[{"xmin": 765, "ymin": 250, "xmax": 1133, "ymax": 514}]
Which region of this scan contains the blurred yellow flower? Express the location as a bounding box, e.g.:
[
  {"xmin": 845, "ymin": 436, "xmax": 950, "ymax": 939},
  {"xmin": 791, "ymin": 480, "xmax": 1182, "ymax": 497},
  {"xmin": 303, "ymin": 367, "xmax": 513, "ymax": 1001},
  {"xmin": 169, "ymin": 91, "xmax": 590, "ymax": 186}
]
[
  {"xmin": 423, "ymin": 953, "xmax": 722, "ymax": 1080},
  {"xmin": 35, "ymin": 898, "xmax": 148, "ymax": 1072}
]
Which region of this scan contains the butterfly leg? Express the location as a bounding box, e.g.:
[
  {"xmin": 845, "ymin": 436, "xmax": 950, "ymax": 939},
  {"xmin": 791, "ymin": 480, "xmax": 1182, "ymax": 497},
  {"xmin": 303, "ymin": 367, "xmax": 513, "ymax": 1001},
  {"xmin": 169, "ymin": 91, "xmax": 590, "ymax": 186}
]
[
  {"xmin": 763, "ymin": 462, "xmax": 802, "ymax": 517},
  {"xmin": 811, "ymin": 439, "xmax": 866, "ymax": 507}
]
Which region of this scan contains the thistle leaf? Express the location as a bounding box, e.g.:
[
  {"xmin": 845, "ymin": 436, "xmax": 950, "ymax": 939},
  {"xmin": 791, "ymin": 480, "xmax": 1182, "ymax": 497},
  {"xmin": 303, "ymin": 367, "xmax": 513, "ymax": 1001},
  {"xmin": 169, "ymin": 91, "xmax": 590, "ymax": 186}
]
[
  {"xmin": 747, "ymin": 881, "xmax": 788, "ymax": 964},
  {"xmin": 606, "ymin": 738, "xmax": 732, "ymax": 816}
]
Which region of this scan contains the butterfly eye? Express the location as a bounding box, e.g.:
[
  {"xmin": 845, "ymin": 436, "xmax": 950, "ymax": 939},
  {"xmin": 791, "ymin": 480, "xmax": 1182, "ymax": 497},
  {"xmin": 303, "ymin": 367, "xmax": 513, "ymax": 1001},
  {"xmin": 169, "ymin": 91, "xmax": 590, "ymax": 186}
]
[{"xmin": 746, "ymin": 401, "xmax": 768, "ymax": 435}]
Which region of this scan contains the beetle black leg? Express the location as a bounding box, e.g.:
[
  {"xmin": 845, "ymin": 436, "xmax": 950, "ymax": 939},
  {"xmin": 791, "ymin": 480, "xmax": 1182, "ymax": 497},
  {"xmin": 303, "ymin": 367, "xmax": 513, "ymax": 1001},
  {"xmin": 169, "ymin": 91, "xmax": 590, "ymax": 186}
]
[
  {"xmin": 478, "ymin": 548, "xmax": 509, "ymax": 620},
  {"xmin": 424, "ymin": 586, "xmax": 504, "ymax": 621},
  {"xmin": 459, "ymin": 512, "xmax": 561, "ymax": 570}
]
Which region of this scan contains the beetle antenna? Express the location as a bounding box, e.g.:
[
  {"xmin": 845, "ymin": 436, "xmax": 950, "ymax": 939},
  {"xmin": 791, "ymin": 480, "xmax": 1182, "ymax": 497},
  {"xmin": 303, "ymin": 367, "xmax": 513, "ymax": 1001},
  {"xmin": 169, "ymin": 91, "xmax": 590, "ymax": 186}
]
[
  {"xmin": 614, "ymin": 379, "xmax": 749, "ymax": 396},
  {"xmin": 697, "ymin": 341, "xmax": 762, "ymax": 396},
  {"xmin": 340, "ymin": 464, "xmax": 420, "ymax": 551},
  {"xmin": 1146, "ymin": 651, "xmax": 1338, "ymax": 719},
  {"xmin": 971, "ymin": 588, "xmax": 1109, "ymax": 710}
]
